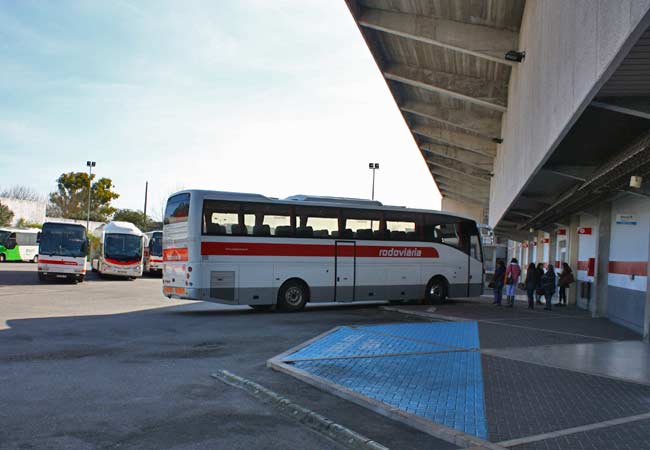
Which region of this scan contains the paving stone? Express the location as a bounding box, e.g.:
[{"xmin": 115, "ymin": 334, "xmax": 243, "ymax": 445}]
[
  {"xmin": 361, "ymin": 322, "xmax": 480, "ymax": 350},
  {"xmin": 511, "ymin": 418, "xmax": 650, "ymax": 450},
  {"xmin": 491, "ymin": 318, "xmax": 641, "ymax": 341},
  {"xmin": 482, "ymin": 355, "xmax": 650, "ymax": 442},
  {"xmin": 477, "ymin": 322, "xmax": 602, "ymax": 349},
  {"xmin": 293, "ymin": 351, "xmax": 488, "ymax": 439}
]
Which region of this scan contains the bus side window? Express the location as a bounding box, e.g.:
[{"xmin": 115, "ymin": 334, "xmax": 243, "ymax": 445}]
[{"xmin": 202, "ymin": 200, "xmax": 239, "ymax": 235}]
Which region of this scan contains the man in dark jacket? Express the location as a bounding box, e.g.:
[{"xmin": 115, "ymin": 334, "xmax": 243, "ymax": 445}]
[
  {"xmin": 492, "ymin": 260, "xmax": 506, "ymax": 305},
  {"xmin": 542, "ymin": 263, "xmax": 556, "ymax": 311}
]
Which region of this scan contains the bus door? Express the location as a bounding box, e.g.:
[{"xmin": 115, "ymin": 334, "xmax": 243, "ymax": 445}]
[{"xmin": 334, "ymin": 241, "xmax": 356, "ymax": 302}]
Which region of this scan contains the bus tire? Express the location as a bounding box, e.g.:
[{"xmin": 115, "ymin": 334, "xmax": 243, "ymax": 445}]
[
  {"xmin": 38, "ymin": 272, "xmax": 46, "ymax": 282},
  {"xmin": 78, "ymin": 275, "xmax": 84, "ymax": 283},
  {"xmin": 277, "ymin": 279, "xmax": 309, "ymax": 312},
  {"xmin": 424, "ymin": 276, "xmax": 447, "ymax": 305}
]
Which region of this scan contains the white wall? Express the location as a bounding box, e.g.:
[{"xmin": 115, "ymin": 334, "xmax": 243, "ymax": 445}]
[
  {"xmin": 0, "ymin": 197, "xmax": 46, "ymax": 225},
  {"xmin": 489, "ymin": 0, "xmax": 650, "ymax": 226}
]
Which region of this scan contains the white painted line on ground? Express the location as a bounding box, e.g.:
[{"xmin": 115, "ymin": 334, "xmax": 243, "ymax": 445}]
[
  {"xmin": 497, "ymin": 411, "xmax": 650, "ymax": 447},
  {"xmin": 479, "ymin": 319, "xmax": 614, "ymax": 341},
  {"xmin": 212, "ymin": 369, "xmax": 389, "ymax": 450}
]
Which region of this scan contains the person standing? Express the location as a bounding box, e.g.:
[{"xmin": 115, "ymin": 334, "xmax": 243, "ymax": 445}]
[
  {"xmin": 557, "ymin": 263, "xmax": 575, "ymax": 306},
  {"xmin": 535, "ymin": 263, "xmax": 545, "ymax": 305},
  {"xmin": 492, "ymin": 260, "xmax": 506, "ymax": 306},
  {"xmin": 524, "ymin": 262, "xmax": 540, "ymax": 309},
  {"xmin": 542, "ymin": 263, "xmax": 557, "ymax": 310},
  {"xmin": 504, "ymin": 258, "xmax": 521, "ymax": 307}
]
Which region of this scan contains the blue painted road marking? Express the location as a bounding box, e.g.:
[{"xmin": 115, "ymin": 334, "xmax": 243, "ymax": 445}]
[{"xmin": 283, "ymin": 322, "xmax": 488, "ymax": 439}]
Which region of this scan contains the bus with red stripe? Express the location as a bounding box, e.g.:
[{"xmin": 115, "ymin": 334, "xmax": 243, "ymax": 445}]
[
  {"xmin": 37, "ymin": 222, "xmax": 89, "ymax": 283},
  {"xmin": 162, "ymin": 190, "xmax": 483, "ymax": 311},
  {"xmin": 91, "ymin": 221, "xmax": 145, "ymax": 279},
  {"xmin": 143, "ymin": 231, "xmax": 164, "ymax": 275}
]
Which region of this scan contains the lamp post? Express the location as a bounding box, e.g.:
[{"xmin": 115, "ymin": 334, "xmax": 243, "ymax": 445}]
[
  {"xmin": 368, "ymin": 163, "xmax": 379, "ymax": 200},
  {"xmin": 86, "ymin": 161, "xmax": 96, "ymax": 231}
]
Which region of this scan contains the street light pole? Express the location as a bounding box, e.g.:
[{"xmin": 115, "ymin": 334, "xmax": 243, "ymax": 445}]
[
  {"xmin": 86, "ymin": 161, "xmax": 96, "ymax": 231},
  {"xmin": 368, "ymin": 163, "xmax": 379, "ymax": 200}
]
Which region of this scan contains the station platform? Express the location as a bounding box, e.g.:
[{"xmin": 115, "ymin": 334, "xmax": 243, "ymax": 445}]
[{"xmin": 269, "ymin": 299, "xmax": 650, "ymax": 450}]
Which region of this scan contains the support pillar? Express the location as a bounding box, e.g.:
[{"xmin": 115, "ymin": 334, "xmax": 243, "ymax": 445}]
[
  {"xmin": 592, "ymin": 203, "xmax": 611, "ymax": 318},
  {"xmin": 567, "ymin": 215, "xmax": 580, "ymax": 307},
  {"xmin": 549, "ymin": 231, "xmax": 558, "ymax": 269},
  {"xmin": 536, "ymin": 231, "xmax": 544, "ymax": 265},
  {"xmin": 644, "ymin": 223, "xmax": 650, "ymax": 342}
]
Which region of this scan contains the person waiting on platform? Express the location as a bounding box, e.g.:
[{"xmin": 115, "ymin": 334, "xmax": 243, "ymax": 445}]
[
  {"xmin": 504, "ymin": 258, "xmax": 521, "ymax": 308},
  {"xmin": 492, "ymin": 260, "xmax": 506, "ymax": 306},
  {"xmin": 535, "ymin": 263, "xmax": 545, "ymax": 305},
  {"xmin": 542, "ymin": 263, "xmax": 557, "ymax": 311},
  {"xmin": 524, "ymin": 262, "xmax": 541, "ymax": 310},
  {"xmin": 557, "ymin": 263, "xmax": 575, "ymax": 307}
]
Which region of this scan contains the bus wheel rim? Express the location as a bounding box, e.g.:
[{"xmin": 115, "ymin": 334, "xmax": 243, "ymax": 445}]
[
  {"xmin": 285, "ymin": 286, "xmax": 303, "ymax": 305},
  {"xmin": 430, "ymin": 284, "xmax": 442, "ymax": 298}
]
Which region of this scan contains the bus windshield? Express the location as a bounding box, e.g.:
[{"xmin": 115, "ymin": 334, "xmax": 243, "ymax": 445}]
[
  {"xmin": 0, "ymin": 230, "xmax": 9, "ymax": 246},
  {"xmin": 105, "ymin": 234, "xmax": 142, "ymax": 261},
  {"xmin": 149, "ymin": 232, "xmax": 163, "ymax": 256},
  {"xmin": 39, "ymin": 224, "xmax": 86, "ymax": 257}
]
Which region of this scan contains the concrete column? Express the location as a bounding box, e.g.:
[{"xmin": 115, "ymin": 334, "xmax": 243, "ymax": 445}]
[
  {"xmin": 592, "ymin": 203, "xmax": 611, "ymax": 318},
  {"xmin": 643, "ymin": 225, "xmax": 650, "ymax": 342},
  {"xmin": 536, "ymin": 231, "xmax": 544, "ymax": 265},
  {"xmin": 568, "ymin": 215, "xmax": 580, "ymax": 306},
  {"xmin": 548, "ymin": 231, "xmax": 557, "ymax": 269}
]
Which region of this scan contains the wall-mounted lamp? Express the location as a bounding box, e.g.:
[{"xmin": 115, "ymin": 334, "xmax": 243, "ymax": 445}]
[
  {"xmin": 630, "ymin": 175, "xmax": 643, "ymax": 188},
  {"xmin": 505, "ymin": 50, "xmax": 526, "ymax": 62}
]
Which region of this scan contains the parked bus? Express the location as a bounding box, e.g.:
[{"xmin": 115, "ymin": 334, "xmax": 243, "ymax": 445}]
[
  {"xmin": 0, "ymin": 227, "xmax": 40, "ymax": 262},
  {"xmin": 143, "ymin": 231, "xmax": 163, "ymax": 276},
  {"xmin": 37, "ymin": 222, "xmax": 88, "ymax": 282},
  {"xmin": 91, "ymin": 221, "xmax": 145, "ymax": 278},
  {"xmin": 162, "ymin": 190, "xmax": 483, "ymax": 311}
]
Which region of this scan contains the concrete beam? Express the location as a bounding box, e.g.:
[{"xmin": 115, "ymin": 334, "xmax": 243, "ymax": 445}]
[
  {"xmin": 432, "ymin": 172, "xmax": 489, "ymax": 192},
  {"xmin": 384, "ymin": 64, "xmax": 508, "ymax": 112},
  {"xmin": 401, "ymin": 101, "xmax": 501, "ymax": 139},
  {"xmin": 430, "ymin": 167, "xmax": 491, "ymax": 185},
  {"xmin": 543, "ymin": 165, "xmax": 598, "ymax": 182},
  {"xmin": 357, "ymin": 7, "xmax": 518, "ymax": 66},
  {"xmin": 413, "ymin": 125, "xmax": 497, "ymax": 158},
  {"xmin": 591, "ymin": 99, "xmax": 650, "ymax": 121},
  {"xmin": 428, "ymin": 163, "xmax": 491, "ymax": 184},
  {"xmin": 440, "ymin": 191, "xmax": 488, "ymax": 206},
  {"xmin": 437, "ymin": 182, "xmax": 489, "ymax": 201},
  {"xmin": 421, "ymin": 144, "xmax": 493, "ymax": 172},
  {"xmin": 426, "ymin": 153, "xmax": 492, "ymax": 176}
]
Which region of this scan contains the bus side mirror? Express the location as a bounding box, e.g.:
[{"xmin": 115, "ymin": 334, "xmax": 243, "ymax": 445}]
[{"xmin": 36, "ymin": 232, "xmax": 41, "ymax": 243}]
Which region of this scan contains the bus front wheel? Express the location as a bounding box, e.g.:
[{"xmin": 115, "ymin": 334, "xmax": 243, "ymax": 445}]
[
  {"xmin": 278, "ymin": 279, "xmax": 308, "ymax": 312},
  {"xmin": 425, "ymin": 277, "xmax": 447, "ymax": 305}
]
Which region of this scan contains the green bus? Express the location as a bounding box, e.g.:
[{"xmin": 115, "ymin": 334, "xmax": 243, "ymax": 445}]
[{"xmin": 0, "ymin": 228, "xmax": 40, "ymax": 262}]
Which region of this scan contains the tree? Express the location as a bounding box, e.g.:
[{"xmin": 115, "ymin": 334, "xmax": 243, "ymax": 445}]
[
  {"xmin": 113, "ymin": 208, "xmax": 157, "ymax": 231},
  {"xmin": 0, "ymin": 202, "xmax": 14, "ymax": 226},
  {"xmin": 0, "ymin": 185, "xmax": 43, "ymax": 201},
  {"xmin": 48, "ymin": 172, "xmax": 120, "ymax": 222}
]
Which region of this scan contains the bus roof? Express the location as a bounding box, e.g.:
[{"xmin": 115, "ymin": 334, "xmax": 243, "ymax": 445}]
[
  {"xmin": 94, "ymin": 221, "xmax": 144, "ymax": 237},
  {"xmin": 170, "ymin": 189, "xmax": 478, "ymax": 223},
  {"xmin": 42, "ymin": 221, "xmax": 86, "ymax": 230},
  {"xmin": 0, "ymin": 227, "xmax": 40, "ymax": 234}
]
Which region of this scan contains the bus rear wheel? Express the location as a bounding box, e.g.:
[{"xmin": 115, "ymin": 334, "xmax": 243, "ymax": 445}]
[
  {"xmin": 278, "ymin": 280, "xmax": 308, "ymax": 312},
  {"xmin": 425, "ymin": 277, "xmax": 447, "ymax": 305}
]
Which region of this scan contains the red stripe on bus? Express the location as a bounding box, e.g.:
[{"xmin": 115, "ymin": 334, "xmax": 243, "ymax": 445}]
[
  {"xmin": 200, "ymin": 242, "xmax": 439, "ymax": 258},
  {"xmin": 608, "ymin": 261, "xmax": 648, "ymax": 275},
  {"xmin": 105, "ymin": 258, "xmax": 140, "ymax": 266},
  {"xmin": 38, "ymin": 259, "xmax": 79, "ymax": 266}
]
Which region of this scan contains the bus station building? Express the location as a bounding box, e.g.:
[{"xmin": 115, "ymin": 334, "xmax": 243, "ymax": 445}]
[{"xmin": 345, "ymin": 0, "xmax": 650, "ymax": 338}]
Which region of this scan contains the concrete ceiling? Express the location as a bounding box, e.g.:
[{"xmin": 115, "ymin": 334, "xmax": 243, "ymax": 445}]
[{"xmin": 345, "ymin": 0, "xmax": 526, "ymax": 211}]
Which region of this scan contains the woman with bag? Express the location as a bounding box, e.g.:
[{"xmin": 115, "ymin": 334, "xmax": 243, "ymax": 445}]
[
  {"xmin": 504, "ymin": 258, "xmax": 521, "ymax": 307},
  {"xmin": 524, "ymin": 262, "xmax": 540, "ymax": 309},
  {"xmin": 542, "ymin": 263, "xmax": 557, "ymax": 311},
  {"xmin": 557, "ymin": 263, "xmax": 575, "ymax": 306}
]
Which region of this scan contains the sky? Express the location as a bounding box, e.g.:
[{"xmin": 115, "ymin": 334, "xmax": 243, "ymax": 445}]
[{"xmin": 0, "ymin": 0, "xmax": 441, "ymax": 219}]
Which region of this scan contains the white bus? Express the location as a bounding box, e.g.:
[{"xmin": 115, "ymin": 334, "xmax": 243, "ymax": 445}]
[
  {"xmin": 91, "ymin": 221, "xmax": 145, "ymax": 279},
  {"xmin": 0, "ymin": 227, "xmax": 40, "ymax": 262},
  {"xmin": 37, "ymin": 222, "xmax": 88, "ymax": 282},
  {"xmin": 143, "ymin": 231, "xmax": 163, "ymax": 275},
  {"xmin": 162, "ymin": 190, "xmax": 483, "ymax": 311}
]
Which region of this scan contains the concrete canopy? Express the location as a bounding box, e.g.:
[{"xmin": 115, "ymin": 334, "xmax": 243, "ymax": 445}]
[{"xmin": 345, "ymin": 0, "xmax": 526, "ymax": 222}]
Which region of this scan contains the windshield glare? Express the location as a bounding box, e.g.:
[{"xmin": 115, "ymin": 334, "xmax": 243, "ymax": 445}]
[
  {"xmin": 105, "ymin": 234, "xmax": 142, "ymax": 261},
  {"xmin": 150, "ymin": 233, "xmax": 163, "ymax": 256},
  {"xmin": 39, "ymin": 225, "xmax": 86, "ymax": 257}
]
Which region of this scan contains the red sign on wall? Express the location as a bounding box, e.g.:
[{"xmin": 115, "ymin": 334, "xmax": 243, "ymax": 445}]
[
  {"xmin": 543, "ymin": 238, "xmax": 550, "ymax": 243},
  {"xmin": 557, "ymin": 229, "xmax": 567, "ymax": 235},
  {"xmin": 578, "ymin": 227, "xmax": 592, "ymax": 235}
]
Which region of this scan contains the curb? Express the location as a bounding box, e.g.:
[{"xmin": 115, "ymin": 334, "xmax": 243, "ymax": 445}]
[
  {"xmin": 379, "ymin": 305, "xmax": 464, "ymax": 322},
  {"xmin": 211, "ymin": 369, "xmax": 389, "ymax": 450}
]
